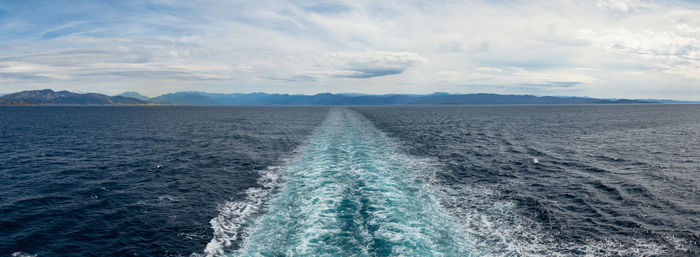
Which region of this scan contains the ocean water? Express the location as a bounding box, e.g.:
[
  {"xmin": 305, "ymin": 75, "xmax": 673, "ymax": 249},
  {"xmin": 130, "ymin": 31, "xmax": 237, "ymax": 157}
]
[
  {"xmin": 0, "ymin": 107, "xmax": 328, "ymax": 256},
  {"xmin": 355, "ymin": 105, "xmax": 700, "ymax": 256},
  {"xmin": 1, "ymin": 105, "xmax": 699, "ymax": 256}
]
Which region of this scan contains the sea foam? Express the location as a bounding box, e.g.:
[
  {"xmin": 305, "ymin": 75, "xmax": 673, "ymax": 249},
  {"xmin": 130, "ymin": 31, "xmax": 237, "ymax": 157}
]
[
  {"xmin": 199, "ymin": 108, "xmax": 497, "ymax": 256},
  {"xmin": 200, "ymin": 108, "xmax": 667, "ymax": 257}
]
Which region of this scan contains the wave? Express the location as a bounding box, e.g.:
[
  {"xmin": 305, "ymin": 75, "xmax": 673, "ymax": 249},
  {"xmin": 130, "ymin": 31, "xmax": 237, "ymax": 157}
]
[
  {"xmin": 197, "ymin": 107, "xmax": 694, "ymax": 257},
  {"xmin": 198, "ymin": 109, "xmax": 495, "ymax": 256}
]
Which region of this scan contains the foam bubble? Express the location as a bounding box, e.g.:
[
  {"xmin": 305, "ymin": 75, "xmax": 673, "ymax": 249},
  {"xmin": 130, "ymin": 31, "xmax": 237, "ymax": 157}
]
[
  {"xmin": 201, "ymin": 166, "xmax": 284, "ymax": 257},
  {"xmin": 11, "ymin": 252, "xmax": 36, "ymax": 257}
]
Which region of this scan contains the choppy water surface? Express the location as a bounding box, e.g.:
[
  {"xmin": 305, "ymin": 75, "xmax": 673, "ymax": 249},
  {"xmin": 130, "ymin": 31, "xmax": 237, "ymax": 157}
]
[
  {"xmin": 1, "ymin": 105, "xmax": 699, "ymax": 256},
  {"xmin": 356, "ymin": 105, "xmax": 700, "ymax": 256},
  {"xmin": 0, "ymin": 107, "xmax": 328, "ymax": 256}
]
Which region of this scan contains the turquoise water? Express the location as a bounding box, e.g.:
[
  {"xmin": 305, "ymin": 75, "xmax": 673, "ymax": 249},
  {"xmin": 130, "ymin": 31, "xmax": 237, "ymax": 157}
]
[{"xmin": 207, "ymin": 108, "xmax": 479, "ymax": 256}]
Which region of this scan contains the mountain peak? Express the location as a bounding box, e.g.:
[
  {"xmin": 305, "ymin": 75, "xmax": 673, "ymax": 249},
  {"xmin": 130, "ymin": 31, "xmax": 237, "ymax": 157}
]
[{"xmin": 117, "ymin": 91, "xmax": 150, "ymax": 101}]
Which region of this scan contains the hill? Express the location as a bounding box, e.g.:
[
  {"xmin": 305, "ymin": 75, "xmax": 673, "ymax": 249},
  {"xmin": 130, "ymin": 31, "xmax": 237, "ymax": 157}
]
[
  {"xmin": 117, "ymin": 91, "xmax": 151, "ymax": 101},
  {"xmin": 148, "ymin": 92, "xmax": 652, "ymax": 106},
  {"xmin": 0, "ymin": 89, "xmax": 151, "ymax": 106},
  {"xmin": 0, "ymin": 90, "xmax": 658, "ymax": 106}
]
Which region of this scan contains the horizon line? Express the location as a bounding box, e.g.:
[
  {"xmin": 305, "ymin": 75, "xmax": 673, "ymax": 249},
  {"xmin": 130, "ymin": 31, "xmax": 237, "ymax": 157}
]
[{"xmin": 2, "ymin": 88, "xmax": 699, "ymax": 102}]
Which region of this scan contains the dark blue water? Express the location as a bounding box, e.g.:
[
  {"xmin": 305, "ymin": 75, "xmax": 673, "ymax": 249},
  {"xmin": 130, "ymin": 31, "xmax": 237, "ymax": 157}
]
[
  {"xmin": 1, "ymin": 105, "xmax": 698, "ymax": 256},
  {"xmin": 0, "ymin": 107, "xmax": 329, "ymax": 256},
  {"xmin": 355, "ymin": 105, "xmax": 700, "ymax": 256}
]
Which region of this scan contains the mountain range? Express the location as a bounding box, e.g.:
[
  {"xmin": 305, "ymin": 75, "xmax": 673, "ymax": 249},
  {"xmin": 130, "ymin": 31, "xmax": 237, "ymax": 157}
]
[
  {"xmin": 2, "ymin": 89, "xmax": 693, "ymax": 106},
  {"xmin": 135, "ymin": 91, "xmax": 652, "ymax": 105},
  {"xmin": 117, "ymin": 91, "xmax": 151, "ymax": 101},
  {"xmin": 0, "ymin": 89, "xmax": 150, "ymax": 106}
]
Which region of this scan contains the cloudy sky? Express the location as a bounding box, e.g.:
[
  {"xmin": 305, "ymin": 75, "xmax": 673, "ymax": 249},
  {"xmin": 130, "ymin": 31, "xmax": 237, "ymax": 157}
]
[{"xmin": 1, "ymin": 0, "xmax": 699, "ymax": 99}]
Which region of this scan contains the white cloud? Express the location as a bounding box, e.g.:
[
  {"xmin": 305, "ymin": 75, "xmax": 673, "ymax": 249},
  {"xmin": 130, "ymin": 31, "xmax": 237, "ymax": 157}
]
[
  {"xmin": 595, "ymin": 0, "xmax": 649, "ymax": 12},
  {"xmin": 576, "ymin": 4, "xmax": 700, "ymax": 82},
  {"xmin": 1, "ymin": 0, "xmax": 700, "ymax": 99},
  {"xmin": 577, "ymin": 29, "xmax": 699, "ymax": 60},
  {"xmin": 322, "ymin": 51, "xmax": 424, "ymax": 78}
]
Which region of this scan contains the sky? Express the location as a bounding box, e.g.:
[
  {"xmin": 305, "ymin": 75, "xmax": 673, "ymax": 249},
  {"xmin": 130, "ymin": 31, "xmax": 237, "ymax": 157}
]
[{"xmin": 0, "ymin": 0, "xmax": 699, "ymax": 99}]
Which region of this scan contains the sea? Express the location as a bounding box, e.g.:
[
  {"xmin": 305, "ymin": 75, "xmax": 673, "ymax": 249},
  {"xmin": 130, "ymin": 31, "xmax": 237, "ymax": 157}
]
[{"xmin": 0, "ymin": 105, "xmax": 698, "ymax": 256}]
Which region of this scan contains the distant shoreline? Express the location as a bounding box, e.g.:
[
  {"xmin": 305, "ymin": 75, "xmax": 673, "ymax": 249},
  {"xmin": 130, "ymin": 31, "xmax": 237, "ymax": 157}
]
[
  {"xmin": 0, "ymin": 103, "xmax": 688, "ymax": 108},
  {"xmin": 3, "ymin": 89, "xmax": 699, "ymax": 106}
]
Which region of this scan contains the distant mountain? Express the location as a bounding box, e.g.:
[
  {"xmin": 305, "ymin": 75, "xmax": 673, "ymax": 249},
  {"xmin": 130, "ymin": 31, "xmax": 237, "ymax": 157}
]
[
  {"xmin": 147, "ymin": 91, "xmax": 653, "ymax": 106},
  {"xmin": 0, "ymin": 89, "xmax": 663, "ymax": 106},
  {"xmin": 632, "ymin": 99, "xmax": 700, "ymax": 104},
  {"xmin": 117, "ymin": 91, "xmax": 150, "ymax": 101},
  {"xmin": 0, "ymin": 89, "xmax": 151, "ymax": 106},
  {"xmin": 149, "ymin": 92, "xmax": 219, "ymax": 106}
]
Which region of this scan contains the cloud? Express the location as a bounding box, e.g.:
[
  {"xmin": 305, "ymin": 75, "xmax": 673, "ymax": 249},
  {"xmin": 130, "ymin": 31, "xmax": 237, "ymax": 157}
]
[
  {"xmin": 577, "ymin": 29, "xmax": 699, "ymax": 61},
  {"xmin": 576, "ymin": 11, "xmax": 700, "ymax": 80},
  {"xmin": 247, "ymin": 51, "xmax": 424, "ymax": 81},
  {"xmin": 304, "ymin": 2, "xmax": 353, "ymax": 15},
  {"xmin": 326, "ymin": 51, "xmax": 423, "ymax": 78},
  {"xmin": 263, "ymin": 74, "xmax": 318, "ymax": 82},
  {"xmin": 595, "ymin": 0, "xmax": 649, "ymax": 12},
  {"xmin": 547, "ymin": 81, "xmax": 584, "ymax": 87},
  {"xmin": 335, "ymin": 67, "xmax": 404, "ymax": 78},
  {"xmin": 0, "ymin": 43, "xmax": 235, "ymax": 87},
  {"xmin": 520, "ymin": 81, "xmax": 584, "ymax": 89},
  {"xmin": 1, "ymin": 0, "xmax": 700, "ymax": 99}
]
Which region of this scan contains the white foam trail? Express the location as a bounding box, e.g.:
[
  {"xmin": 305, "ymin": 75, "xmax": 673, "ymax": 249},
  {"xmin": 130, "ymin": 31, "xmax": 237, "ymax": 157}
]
[
  {"xmin": 201, "ymin": 166, "xmax": 284, "ymax": 257},
  {"xmin": 200, "ymin": 109, "xmax": 485, "ymax": 256},
  {"xmin": 197, "ymin": 108, "xmax": 679, "ymax": 257}
]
